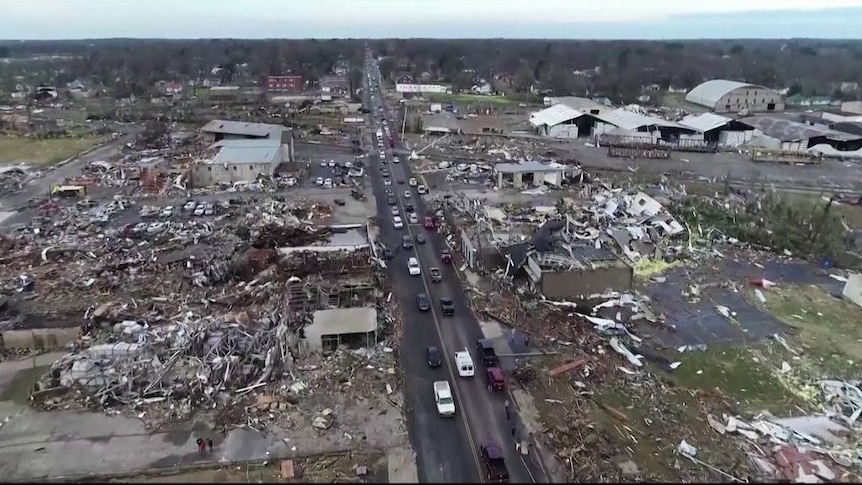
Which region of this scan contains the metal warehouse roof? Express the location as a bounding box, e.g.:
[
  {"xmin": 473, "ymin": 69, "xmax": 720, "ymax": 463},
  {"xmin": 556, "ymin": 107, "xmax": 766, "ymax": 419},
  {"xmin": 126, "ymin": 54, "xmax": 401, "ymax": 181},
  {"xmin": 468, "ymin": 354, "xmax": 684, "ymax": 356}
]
[
  {"xmin": 592, "ymin": 108, "xmax": 686, "ymax": 131},
  {"xmin": 685, "ymin": 80, "xmax": 766, "ymax": 107},
  {"xmin": 201, "ymin": 120, "xmax": 285, "ymax": 138},
  {"xmin": 495, "ymin": 161, "xmax": 565, "ymax": 174},
  {"xmin": 309, "ymin": 307, "xmax": 378, "ymax": 335},
  {"xmin": 679, "ymin": 113, "xmax": 733, "ymax": 133},
  {"xmin": 741, "ymin": 116, "xmax": 862, "ymax": 142},
  {"xmin": 545, "ymin": 96, "xmax": 607, "ymax": 114},
  {"xmin": 208, "ymin": 139, "xmax": 282, "ymax": 165},
  {"xmin": 529, "ymin": 104, "xmax": 584, "ymax": 127}
]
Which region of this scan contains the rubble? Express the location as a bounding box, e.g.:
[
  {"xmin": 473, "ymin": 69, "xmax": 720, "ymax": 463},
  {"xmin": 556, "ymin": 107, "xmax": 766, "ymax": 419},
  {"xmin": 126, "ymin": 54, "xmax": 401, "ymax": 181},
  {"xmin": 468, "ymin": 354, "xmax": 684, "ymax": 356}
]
[{"xmin": 0, "ymin": 188, "xmax": 398, "ymax": 432}]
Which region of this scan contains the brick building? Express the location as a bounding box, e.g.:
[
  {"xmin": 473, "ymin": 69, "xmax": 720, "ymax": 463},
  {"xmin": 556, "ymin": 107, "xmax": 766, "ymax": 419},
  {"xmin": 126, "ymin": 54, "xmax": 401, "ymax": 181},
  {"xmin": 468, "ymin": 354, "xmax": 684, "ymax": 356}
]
[{"xmin": 266, "ymin": 75, "xmax": 304, "ymax": 93}]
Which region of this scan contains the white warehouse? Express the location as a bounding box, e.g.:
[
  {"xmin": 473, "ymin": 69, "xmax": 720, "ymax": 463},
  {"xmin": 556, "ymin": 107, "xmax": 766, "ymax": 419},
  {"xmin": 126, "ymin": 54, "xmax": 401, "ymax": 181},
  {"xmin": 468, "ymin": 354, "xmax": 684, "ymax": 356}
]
[{"xmin": 685, "ymin": 80, "xmax": 784, "ymax": 114}]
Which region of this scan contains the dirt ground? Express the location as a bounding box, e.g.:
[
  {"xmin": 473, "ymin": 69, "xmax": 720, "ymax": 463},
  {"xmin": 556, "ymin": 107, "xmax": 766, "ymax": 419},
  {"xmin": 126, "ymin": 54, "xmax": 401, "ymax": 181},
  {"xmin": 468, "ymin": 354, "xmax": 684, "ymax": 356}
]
[
  {"xmin": 110, "ymin": 451, "xmax": 387, "ymax": 483},
  {"xmin": 0, "ymin": 135, "xmax": 105, "ymax": 166}
]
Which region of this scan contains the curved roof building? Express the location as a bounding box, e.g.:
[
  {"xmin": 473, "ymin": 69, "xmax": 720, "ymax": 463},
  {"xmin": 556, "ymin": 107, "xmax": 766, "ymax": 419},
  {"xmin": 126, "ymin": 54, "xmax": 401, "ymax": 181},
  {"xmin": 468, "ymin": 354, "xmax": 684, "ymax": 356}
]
[{"xmin": 685, "ymin": 80, "xmax": 784, "ymax": 114}]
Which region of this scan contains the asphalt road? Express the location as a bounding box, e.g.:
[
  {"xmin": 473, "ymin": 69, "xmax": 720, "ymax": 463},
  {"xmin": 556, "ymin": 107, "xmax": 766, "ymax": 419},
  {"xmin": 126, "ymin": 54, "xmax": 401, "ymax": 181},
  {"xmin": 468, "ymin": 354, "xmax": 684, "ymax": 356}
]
[
  {"xmin": 363, "ymin": 64, "xmax": 480, "ymax": 484},
  {"xmin": 364, "ymin": 57, "xmax": 548, "ymax": 483}
]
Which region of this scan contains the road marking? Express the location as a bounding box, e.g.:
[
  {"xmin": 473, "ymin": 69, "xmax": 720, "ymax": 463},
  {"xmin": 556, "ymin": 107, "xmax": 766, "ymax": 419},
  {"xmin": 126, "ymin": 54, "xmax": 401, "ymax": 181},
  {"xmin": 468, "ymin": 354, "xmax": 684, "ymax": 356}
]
[{"xmin": 367, "ymin": 93, "xmax": 486, "ymax": 482}]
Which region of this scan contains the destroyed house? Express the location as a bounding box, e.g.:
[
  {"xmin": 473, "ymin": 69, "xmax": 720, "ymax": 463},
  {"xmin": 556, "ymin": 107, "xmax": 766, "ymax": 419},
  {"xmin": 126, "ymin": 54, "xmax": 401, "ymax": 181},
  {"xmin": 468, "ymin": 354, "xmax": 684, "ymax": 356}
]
[
  {"xmin": 319, "ymin": 75, "xmax": 350, "ymax": 95},
  {"xmin": 304, "ymin": 307, "xmax": 378, "ymax": 353},
  {"xmin": 190, "ymin": 139, "xmax": 285, "ymax": 187}
]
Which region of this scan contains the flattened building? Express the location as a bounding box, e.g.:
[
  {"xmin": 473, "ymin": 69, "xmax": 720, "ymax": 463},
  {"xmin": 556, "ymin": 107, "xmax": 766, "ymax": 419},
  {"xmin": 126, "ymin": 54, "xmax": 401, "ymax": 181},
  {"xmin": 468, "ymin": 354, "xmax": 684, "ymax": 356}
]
[{"xmin": 686, "ymin": 80, "xmax": 784, "ymax": 114}]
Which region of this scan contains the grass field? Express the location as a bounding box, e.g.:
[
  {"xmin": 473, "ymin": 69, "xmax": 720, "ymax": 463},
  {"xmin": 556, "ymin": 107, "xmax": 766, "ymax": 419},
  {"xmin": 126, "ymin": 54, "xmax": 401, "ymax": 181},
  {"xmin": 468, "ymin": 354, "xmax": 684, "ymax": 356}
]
[
  {"xmin": 0, "ymin": 136, "xmax": 104, "ymax": 166},
  {"xmin": 429, "ymin": 93, "xmax": 519, "ymax": 106}
]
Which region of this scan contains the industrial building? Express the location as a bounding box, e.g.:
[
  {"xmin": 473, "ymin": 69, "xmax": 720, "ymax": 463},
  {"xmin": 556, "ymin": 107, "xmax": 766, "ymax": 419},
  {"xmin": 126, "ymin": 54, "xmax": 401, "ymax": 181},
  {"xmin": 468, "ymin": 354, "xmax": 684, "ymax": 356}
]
[
  {"xmin": 679, "ymin": 113, "xmax": 756, "ymax": 147},
  {"xmin": 741, "ymin": 116, "xmax": 862, "ymax": 152},
  {"xmin": 303, "ymin": 308, "xmax": 378, "ymax": 353},
  {"xmin": 685, "ymin": 80, "xmax": 784, "ymax": 114},
  {"xmin": 200, "ymin": 120, "xmax": 290, "ymax": 143},
  {"xmin": 190, "ymin": 138, "xmax": 286, "ymax": 187},
  {"xmin": 530, "ymin": 105, "xmax": 692, "ymax": 141}
]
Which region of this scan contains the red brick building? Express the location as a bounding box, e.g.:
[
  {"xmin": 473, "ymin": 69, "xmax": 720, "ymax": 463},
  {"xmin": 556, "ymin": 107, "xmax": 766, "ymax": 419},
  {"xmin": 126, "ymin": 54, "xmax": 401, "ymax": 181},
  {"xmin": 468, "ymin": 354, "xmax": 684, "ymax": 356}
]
[{"xmin": 266, "ymin": 75, "xmax": 304, "ymax": 93}]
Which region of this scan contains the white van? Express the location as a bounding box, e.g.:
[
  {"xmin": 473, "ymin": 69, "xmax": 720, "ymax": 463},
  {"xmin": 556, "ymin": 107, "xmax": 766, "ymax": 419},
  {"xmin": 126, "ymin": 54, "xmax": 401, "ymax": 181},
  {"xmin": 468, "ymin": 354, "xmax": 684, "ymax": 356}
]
[{"xmin": 454, "ymin": 349, "xmax": 475, "ymax": 377}]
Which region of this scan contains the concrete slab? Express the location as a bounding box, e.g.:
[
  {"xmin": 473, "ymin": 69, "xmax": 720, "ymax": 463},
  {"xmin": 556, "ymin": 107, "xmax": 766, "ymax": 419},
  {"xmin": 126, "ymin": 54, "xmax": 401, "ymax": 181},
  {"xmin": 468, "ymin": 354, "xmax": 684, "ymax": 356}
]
[{"xmin": 386, "ymin": 444, "xmax": 419, "ymax": 483}]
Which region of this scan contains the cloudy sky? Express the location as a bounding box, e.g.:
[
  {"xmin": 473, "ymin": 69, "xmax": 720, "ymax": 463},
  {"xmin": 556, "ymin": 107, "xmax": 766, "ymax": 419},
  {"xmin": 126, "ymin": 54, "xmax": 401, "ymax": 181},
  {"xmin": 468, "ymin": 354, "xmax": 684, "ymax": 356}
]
[{"xmin": 3, "ymin": 0, "xmax": 862, "ymax": 39}]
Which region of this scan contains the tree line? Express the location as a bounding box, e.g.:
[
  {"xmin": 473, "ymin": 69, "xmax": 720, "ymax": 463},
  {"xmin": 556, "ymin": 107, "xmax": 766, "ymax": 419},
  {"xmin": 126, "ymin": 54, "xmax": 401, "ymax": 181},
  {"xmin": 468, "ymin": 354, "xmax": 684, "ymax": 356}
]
[{"xmin": 1, "ymin": 38, "xmax": 861, "ymax": 103}]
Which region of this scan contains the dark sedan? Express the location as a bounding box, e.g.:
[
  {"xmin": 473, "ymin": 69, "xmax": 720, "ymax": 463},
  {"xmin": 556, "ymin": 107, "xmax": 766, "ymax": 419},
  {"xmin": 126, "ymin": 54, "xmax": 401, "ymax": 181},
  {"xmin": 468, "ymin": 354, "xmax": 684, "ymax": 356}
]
[
  {"xmin": 417, "ymin": 293, "xmax": 431, "ymax": 312},
  {"xmin": 426, "ymin": 346, "xmax": 442, "ymax": 367},
  {"xmin": 440, "ymin": 297, "xmax": 455, "ymax": 316}
]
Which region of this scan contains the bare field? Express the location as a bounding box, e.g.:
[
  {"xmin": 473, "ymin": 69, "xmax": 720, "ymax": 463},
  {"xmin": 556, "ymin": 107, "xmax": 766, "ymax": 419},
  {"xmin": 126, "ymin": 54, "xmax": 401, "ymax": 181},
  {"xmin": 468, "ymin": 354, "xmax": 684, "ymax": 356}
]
[{"xmin": 0, "ymin": 135, "xmax": 105, "ymax": 166}]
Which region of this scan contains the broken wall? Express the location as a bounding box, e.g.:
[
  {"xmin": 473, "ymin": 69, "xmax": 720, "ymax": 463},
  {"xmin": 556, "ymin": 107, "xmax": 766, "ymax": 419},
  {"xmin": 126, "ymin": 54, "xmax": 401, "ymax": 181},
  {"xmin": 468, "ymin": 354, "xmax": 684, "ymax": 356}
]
[
  {"xmin": 1, "ymin": 328, "xmax": 79, "ymax": 350},
  {"xmin": 540, "ymin": 265, "xmax": 633, "ymax": 299}
]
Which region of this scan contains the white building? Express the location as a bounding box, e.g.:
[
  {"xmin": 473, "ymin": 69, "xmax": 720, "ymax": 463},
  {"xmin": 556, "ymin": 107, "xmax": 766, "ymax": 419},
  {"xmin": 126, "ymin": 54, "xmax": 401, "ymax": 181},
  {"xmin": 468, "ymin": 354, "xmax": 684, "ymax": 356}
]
[
  {"xmin": 529, "ymin": 104, "xmax": 585, "ymax": 139},
  {"xmin": 190, "ymin": 139, "xmax": 285, "ymax": 187},
  {"xmin": 494, "ymin": 161, "xmax": 568, "ymax": 189},
  {"xmin": 686, "ymin": 80, "xmax": 784, "ymax": 114}
]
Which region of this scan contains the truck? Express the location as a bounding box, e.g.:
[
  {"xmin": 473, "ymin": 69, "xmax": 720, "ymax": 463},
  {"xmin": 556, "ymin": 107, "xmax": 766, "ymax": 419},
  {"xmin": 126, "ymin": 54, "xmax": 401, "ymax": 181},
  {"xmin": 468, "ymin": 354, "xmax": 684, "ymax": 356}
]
[
  {"xmin": 476, "ymin": 339, "xmax": 499, "ymax": 366},
  {"xmin": 429, "ymin": 267, "xmax": 442, "ymax": 282},
  {"xmin": 480, "ymin": 442, "xmax": 509, "ymax": 482},
  {"xmin": 433, "ymin": 381, "xmax": 456, "ymax": 417}
]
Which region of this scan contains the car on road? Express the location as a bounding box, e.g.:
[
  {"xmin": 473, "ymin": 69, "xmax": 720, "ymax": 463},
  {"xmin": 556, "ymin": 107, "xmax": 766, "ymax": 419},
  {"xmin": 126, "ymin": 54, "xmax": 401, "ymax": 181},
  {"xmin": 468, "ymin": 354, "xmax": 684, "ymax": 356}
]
[
  {"xmin": 391, "ymin": 207, "xmax": 400, "ymax": 216},
  {"xmin": 416, "ymin": 293, "xmax": 431, "ymax": 311},
  {"xmin": 417, "ymin": 184, "xmax": 427, "ymax": 194},
  {"xmin": 387, "ymin": 196, "xmax": 397, "ymax": 205},
  {"xmin": 183, "ymin": 201, "xmax": 196, "ymax": 211},
  {"xmin": 327, "ymin": 161, "xmax": 336, "ymax": 168},
  {"xmin": 486, "ymin": 367, "xmax": 506, "ymax": 391},
  {"xmin": 323, "ymin": 178, "xmax": 333, "ymax": 188},
  {"xmin": 423, "ymin": 216, "xmax": 436, "ymax": 230},
  {"xmin": 397, "ymin": 178, "xmax": 405, "ymax": 185},
  {"xmin": 402, "ymin": 234, "xmax": 413, "ymax": 249},
  {"xmin": 433, "ymin": 381, "xmax": 456, "ymax": 417},
  {"xmin": 480, "ymin": 443, "xmax": 509, "ymax": 482},
  {"xmin": 393, "ymin": 156, "xmax": 400, "ymax": 163},
  {"xmin": 454, "ymin": 349, "xmax": 475, "ymax": 377},
  {"xmin": 383, "ymin": 178, "xmax": 391, "ymax": 186},
  {"xmin": 319, "ymin": 161, "xmax": 328, "ymax": 168},
  {"xmin": 407, "ymin": 257, "xmax": 421, "ymax": 276},
  {"xmin": 426, "ymin": 346, "xmax": 442, "ymax": 367},
  {"xmin": 385, "ymin": 189, "xmax": 394, "ymax": 196},
  {"xmin": 403, "ymin": 190, "xmax": 411, "ymax": 199},
  {"xmin": 407, "ymin": 212, "xmax": 419, "ymax": 224},
  {"xmin": 193, "ymin": 205, "xmax": 205, "ymax": 216},
  {"xmin": 393, "ymin": 216, "xmax": 403, "ymax": 229},
  {"xmin": 476, "ymin": 339, "xmax": 499, "ymax": 366},
  {"xmin": 405, "ymin": 203, "xmax": 414, "ymax": 212},
  {"xmin": 408, "ymin": 177, "xmax": 418, "ymax": 187},
  {"xmin": 440, "ymin": 297, "xmax": 455, "ymax": 316},
  {"xmin": 415, "ymin": 232, "xmax": 426, "ymax": 244},
  {"xmin": 315, "ymin": 177, "xmax": 324, "ymax": 186},
  {"xmin": 429, "ymin": 267, "xmax": 442, "ymax": 282}
]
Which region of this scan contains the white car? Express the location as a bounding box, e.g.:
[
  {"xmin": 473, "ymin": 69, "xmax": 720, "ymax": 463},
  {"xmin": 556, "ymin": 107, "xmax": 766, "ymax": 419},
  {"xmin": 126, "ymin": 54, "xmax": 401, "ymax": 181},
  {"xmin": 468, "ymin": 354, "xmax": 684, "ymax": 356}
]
[
  {"xmin": 393, "ymin": 216, "xmax": 404, "ymax": 229},
  {"xmin": 408, "ymin": 178, "xmax": 418, "ymax": 187},
  {"xmin": 391, "ymin": 207, "xmax": 400, "ymax": 216},
  {"xmin": 384, "ymin": 178, "xmax": 392, "ymax": 186},
  {"xmin": 417, "ymin": 185, "xmax": 427, "ymax": 194},
  {"xmin": 323, "ymin": 178, "xmax": 333, "ymax": 188},
  {"xmin": 320, "ymin": 161, "xmax": 327, "ymax": 168},
  {"xmin": 393, "ymin": 157, "xmax": 400, "ymax": 164},
  {"xmin": 183, "ymin": 201, "xmax": 196, "ymax": 211},
  {"xmin": 407, "ymin": 212, "xmax": 419, "ymax": 224},
  {"xmin": 403, "ymin": 191, "xmax": 411, "ymax": 199},
  {"xmin": 285, "ymin": 177, "xmax": 298, "ymax": 187},
  {"xmin": 315, "ymin": 177, "xmax": 324, "ymax": 186},
  {"xmin": 328, "ymin": 161, "xmax": 336, "ymax": 167},
  {"xmin": 161, "ymin": 206, "xmax": 174, "ymax": 218},
  {"xmin": 434, "ymin": 381, "xmax": 456, "ymax": 417},
  {"xmin": 407, "ymin": 257, "xmax": 421, "ymax": 276}
]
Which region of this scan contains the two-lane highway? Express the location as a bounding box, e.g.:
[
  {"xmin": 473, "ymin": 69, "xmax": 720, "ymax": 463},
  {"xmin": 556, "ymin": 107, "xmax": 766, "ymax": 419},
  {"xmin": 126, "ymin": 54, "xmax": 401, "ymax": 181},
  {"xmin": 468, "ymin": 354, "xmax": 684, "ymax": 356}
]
[
  {"xmin": 361, "ymin": 60, "xmax": 481, "ymax": 483},
  {"xmin": 365, "ymin": 57, "xmax": 549, "ymax": 483}
]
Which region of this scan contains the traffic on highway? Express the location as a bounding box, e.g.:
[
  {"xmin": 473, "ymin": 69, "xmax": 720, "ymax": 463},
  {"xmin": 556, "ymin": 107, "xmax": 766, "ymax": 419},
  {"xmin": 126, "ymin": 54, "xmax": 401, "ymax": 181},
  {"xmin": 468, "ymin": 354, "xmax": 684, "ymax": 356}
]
[{"xmin": 361, "ymin": 50, "xmax": 548, "ymax": 484}]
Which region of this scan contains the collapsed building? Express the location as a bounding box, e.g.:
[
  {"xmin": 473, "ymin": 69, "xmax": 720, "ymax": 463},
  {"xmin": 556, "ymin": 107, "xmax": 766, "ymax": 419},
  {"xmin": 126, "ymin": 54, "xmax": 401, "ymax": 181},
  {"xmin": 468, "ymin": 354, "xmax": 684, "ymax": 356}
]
[{"xmin": 444, "ymin": 187, "xmax": 685, "ymax": 300}]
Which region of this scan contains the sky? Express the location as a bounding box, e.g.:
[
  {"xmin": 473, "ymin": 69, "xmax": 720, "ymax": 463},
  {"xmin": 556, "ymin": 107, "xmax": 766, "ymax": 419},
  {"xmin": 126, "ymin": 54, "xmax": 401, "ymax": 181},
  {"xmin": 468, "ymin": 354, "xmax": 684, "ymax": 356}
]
[{"xmin": 3, "ymin": 0, "xmax": 862, "ymax": 40}]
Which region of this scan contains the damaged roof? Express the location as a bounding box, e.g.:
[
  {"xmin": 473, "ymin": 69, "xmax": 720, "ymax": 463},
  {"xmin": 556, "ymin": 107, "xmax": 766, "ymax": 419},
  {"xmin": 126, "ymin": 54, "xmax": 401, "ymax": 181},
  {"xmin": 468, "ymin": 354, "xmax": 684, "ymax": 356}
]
[
  {"xmin": 207, "ymin": 139, "xmax": 283, "ymax": 165},
  {"xmin": 495, "ymin": 161, "xmax": 566, "ymax": 174},
  {"xmin": 530, "ymin": 104, "xmax": 585, "ymax": 127},
  {"xmin": 201, "ymin": 119, "xmax": 286, "ymax": 138},
  {"xmin": 545, "ymin": 96, "xmax": 607, "ymax": 114},
  {"xmin": 679, "ymin": 113, "xmax": 736, "ymax": 133},
  {"xmin": 309, "ymin": 307, "xmax": 378, "ymax": 336},
  {"xmin": 592, "ymin": 108, "xmax": 688, "ymax": 131},
  {"xmin": 741, "ymin": 116, "xmax": 862, "ymax": 142}
]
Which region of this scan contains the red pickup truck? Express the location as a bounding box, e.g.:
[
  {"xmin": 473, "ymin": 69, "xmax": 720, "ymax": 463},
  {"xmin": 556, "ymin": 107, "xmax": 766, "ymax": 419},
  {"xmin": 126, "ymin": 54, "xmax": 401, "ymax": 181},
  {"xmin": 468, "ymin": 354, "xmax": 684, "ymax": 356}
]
[{"xmin": 423, "ymin": 216, "xmax": 436, "ymax": 230}]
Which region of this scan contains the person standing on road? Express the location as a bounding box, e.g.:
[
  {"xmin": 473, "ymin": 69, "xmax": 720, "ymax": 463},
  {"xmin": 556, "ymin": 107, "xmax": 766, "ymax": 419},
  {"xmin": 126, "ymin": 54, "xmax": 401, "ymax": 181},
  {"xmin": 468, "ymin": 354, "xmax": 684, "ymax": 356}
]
[
  {"xmin": 196, "ymin": 438, "xmax": 205, "ymax": 455},
  {"xmin": 207, "ymin": 439, "xmax": 214, "ymax": 455},
  {"xmin": 504, "ymin": 399, "xmax": 511, "ymax": 421}
]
